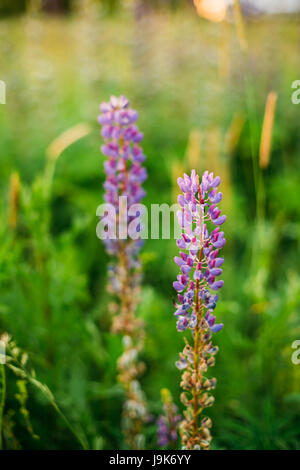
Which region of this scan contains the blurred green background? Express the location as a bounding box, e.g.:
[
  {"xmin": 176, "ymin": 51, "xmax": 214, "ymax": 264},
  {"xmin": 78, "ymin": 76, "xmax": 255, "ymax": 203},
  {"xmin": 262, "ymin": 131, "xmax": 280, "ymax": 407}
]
[{"xmin": 0, "ymin": 0, "xmax": 300, "ymax": 450}]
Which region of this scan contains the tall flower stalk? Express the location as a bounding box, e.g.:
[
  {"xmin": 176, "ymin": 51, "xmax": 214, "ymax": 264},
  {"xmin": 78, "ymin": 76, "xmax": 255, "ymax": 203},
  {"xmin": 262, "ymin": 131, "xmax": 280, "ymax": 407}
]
[
  {"xmin": 173, "ymin": 170, "xmax": 226, "ymax": 450},
  {"xmin": 98, "ymin": 95, "xmax": 147, "ymax": 449}
]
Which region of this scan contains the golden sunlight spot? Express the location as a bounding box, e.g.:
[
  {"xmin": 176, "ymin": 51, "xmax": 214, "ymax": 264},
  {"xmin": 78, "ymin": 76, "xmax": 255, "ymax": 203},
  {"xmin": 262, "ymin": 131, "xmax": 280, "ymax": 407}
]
[{"xmin": 194, "ymin": 0, "xmax": 228, "ymax": 23}]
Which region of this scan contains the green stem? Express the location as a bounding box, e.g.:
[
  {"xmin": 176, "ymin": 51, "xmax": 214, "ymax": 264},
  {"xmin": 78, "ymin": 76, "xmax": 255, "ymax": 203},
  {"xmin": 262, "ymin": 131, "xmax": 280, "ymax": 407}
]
[
  {"xmin": 7, "ymin": 349, "xmax": 88, "ymax": 450},
  {"xmin": 192, "ymin": 279, "xmax": 201, "ymax": 439}
]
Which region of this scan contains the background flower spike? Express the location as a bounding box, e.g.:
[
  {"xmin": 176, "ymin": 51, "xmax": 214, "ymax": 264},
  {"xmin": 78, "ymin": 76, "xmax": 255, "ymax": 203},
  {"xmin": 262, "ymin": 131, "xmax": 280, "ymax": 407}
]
[{"xmin": 99, "ymin": 95, "xmax": 148, "ymax": 450}]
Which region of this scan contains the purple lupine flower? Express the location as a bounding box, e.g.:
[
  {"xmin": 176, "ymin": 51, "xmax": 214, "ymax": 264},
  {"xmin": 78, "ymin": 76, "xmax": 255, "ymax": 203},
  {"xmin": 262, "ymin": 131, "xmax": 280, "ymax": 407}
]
[
  {"xmin": 98, "ymin": 96, "xmax": 147, "ymax": 255},
  {"xmin": 157, "ymin": 416, "xmax": 170, "ymax": 447},
  {"xmin": 98, "ymin": 95, "xmax": 147, "ymax": 293},
  {"xmin": 173, "ymin": 170, "xmax": 226, "ymax": 451},
  {"xmin": 173, "ymin": 169, "xmax": 225, "ymax": 334},
  {"xmin": 157, "ymin": 389, "xmax": 181, "ymax": 448},
  {"xmin": 98, "ymin": 96, "xmax": 148, "ymax": 449}
]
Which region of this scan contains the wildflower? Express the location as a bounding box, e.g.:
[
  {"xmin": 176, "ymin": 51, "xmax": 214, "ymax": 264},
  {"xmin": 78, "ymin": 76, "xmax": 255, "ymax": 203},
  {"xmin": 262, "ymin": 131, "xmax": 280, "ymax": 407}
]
[
  {"xmin": 99, "ymin": 94, "xmax": 147, "ymax": 263},
  {"xmin": 98, "ymin": 96, "xmax": 147, "ymax": 449},
  {"xmin": 99, "ymin": 94, "xmax": 147, "ymax": 332},
  {"xmin": 157, "ymin": 389, "xmax": 181, "ymax": 448},
  {"xmin": 99, "ymin": 96, "xmax": 147, "ymax": 329},
  {"xmin": 173, "ymin": 170, "xmax": 226, "ymax": 450}
]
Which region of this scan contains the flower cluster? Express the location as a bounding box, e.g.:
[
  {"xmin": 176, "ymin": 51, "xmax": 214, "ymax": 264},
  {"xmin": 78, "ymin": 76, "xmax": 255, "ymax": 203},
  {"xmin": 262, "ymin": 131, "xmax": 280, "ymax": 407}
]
[
  {"xmin": 173, "ymin": 170, "xmax": 226, "ymax": 334},
  {"xmin": 99, "ymin": 96, "xmax": 148, "ymax": 449},
  {"xmin": 157, "ymin": 389, "xmax": 181, "ymax": 448},
  {"xmin": 173, "ymin": 170, "xmax": 226, "ymax": 450},
  {"xmin": 98, "ymin": 95, "xmax": 147, "ymax": 334},
  {"xmin": 99, "ymin": 95, "xmax": 147, "ymax": 258}
]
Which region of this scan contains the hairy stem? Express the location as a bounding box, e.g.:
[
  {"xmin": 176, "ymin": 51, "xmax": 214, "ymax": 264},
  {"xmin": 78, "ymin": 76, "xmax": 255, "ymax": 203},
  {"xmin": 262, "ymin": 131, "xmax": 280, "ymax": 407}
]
[
  {"xmin": 192, "ymin": 176, "xmax": 204, "ymax": 440},
  {"xmin": 192, "ymin": 279, "xmax": 201, "ymax": 438}
]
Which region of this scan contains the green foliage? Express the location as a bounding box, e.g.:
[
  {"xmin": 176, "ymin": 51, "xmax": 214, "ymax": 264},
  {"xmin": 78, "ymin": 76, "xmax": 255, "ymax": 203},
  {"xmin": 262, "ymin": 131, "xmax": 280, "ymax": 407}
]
[
  {"xmin": 15, "ymin": 379, "xmax": 39, "ymax": 441},
  {"xmin": 3, "ymin": 336, "xmax": 88, "ymax": 449}
]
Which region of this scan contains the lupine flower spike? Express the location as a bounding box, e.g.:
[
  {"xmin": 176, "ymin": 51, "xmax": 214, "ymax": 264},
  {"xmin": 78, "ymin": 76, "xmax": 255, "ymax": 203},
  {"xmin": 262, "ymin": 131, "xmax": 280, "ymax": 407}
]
[
  {"xmin": 173, "ymin": 170, "xmax": 226, "ymax": 450},
  {"xmin": 157, "ymin": 389, "xmax": 181, "ymax": 449},
  {"xmin": 98, "ymin": 95, "xmax": 147, "ymax": 449}
]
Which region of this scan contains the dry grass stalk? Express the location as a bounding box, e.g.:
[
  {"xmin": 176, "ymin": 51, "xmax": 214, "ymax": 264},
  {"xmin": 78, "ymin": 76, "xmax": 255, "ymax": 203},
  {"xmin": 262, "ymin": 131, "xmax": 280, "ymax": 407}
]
[
  {"xmin": 233, "ymin": 0, "xmax": 248, "ymax": 52},
  {"xmin": 185, "ymin": 129, "xmax": 202, "ymax": 173},
  {"xmin": 46, "ymin": 123, "xmax": 91, "ymax": 162},
  {"xmin": 9, "ymin": 172, "xmax": 20, "ymax": 229},
  {"xmin": 225, "ymin": 112, "xmax": 246, "ymax": 154},
  {"xmin": 259, "ymin": 91, "xmax": 278, "ymax": 169}
]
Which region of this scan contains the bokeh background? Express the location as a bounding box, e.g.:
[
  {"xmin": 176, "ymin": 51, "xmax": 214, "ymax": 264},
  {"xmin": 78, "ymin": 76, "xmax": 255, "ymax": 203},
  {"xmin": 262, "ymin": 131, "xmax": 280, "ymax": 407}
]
[{"xmin": 0, "ymin": 0, "xmax": 300, "ymax": 450}]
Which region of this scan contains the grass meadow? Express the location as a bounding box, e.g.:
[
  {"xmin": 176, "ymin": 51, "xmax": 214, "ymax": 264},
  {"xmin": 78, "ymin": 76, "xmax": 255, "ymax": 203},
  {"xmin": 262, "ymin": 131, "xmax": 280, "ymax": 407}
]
[{"xmin": 0, "ymin": 3, "xmax": 300, "ymax": 450}]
